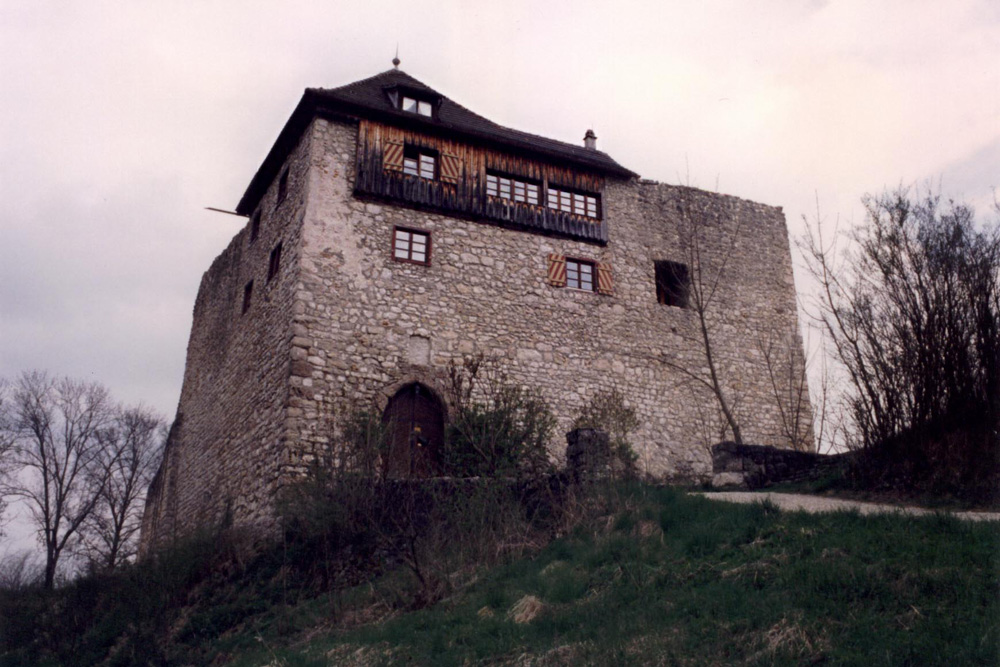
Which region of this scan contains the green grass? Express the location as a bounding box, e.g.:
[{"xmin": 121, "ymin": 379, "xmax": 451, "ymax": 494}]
[
  {"xmin": 3, "ymin": 485, "xmax": 998, "ymax": 666},
  {"xmin": 241, "ymin": 488, "xmax": 998, "ymax": 666}
]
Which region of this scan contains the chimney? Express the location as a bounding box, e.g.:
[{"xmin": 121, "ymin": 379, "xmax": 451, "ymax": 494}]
[{"xmin": 583, "ymin": 129, "xmax": 597, "ymax": 150}]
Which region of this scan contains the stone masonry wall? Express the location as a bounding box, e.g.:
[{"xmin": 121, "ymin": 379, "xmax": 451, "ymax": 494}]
[
  {"xmin": 143, "ymin": 115, "xmax": 813, "ymax": 548},
  {"xmin": 286, "ymin": 118, "xmax": 812, "ymax": 483},
  {"xmin": 140, "ymin": 126, "xmax": 316, "ymax": 552}
]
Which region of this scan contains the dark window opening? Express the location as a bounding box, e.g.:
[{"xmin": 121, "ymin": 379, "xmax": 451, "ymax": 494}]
[
  {"xmin": 242, "ymin": 280, "xmax": 254, "ymax": 314},
  {"xmin": 249, "ymin": 211, "xmax": 261, "ymax": 243},
  {"xmin": 393, "ymin": 227, "xmax": 431, "ymax": 265},
  {"xmin": 486, "ymin": 172, "xmax": 540, "ymax": 205},
  {"xmin": 566, "ymin": 258, "xmax": 595, "ymax": 291},
  {"xmin": 546, "ymin": 186, "xmax": 600, "ymax": 219},
  {"xmin": 655, "ymin": 260, "xmax": 689, "ymax": 308},
  {"xmin": 276, "ymin": 168, "xmax": 289, "ymax": 206},
  {"xmin": 403, "ymin": 146, "xmax": 437, "ymax": 179},
  {"xmin": 268, "ymin": 242, "xmax": 282, "ymax": 282}
]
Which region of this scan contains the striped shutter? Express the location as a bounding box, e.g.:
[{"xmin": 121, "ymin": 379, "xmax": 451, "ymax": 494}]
[
  {"xmin": 547, "ymin": 253, "xmax": 567, "ymax": 287},
  {"xmin": 439, "ymin": 153, "xmax": 462, "ymax": 184},
  {"xmin": 596, "ymin": 262, "xmax": 614, "ymax": 295},
  {"xmin": 383, "ymin": 141, "xmax": 404, "ymax": 172}
]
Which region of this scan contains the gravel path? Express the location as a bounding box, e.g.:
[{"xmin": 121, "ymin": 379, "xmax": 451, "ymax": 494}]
[{"xmin": 695, "ymin": 491, "xmax": 1000, "ymax": 522}]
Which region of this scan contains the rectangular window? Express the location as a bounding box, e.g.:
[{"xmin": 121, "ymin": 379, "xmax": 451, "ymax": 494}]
[
  {"xmin": 566, "ymin": 259, "xmax": 595, "ymax": 291},
  {"xmin": 655, "ymin": 260, "xmax": 689, "ymax": 308},
  {"xmin": 393, "ymin": 227, "xmax": 431, "ymax": 265},
  {"xmin": 402, "ymin": 96, "xmax": 433, "ymax": 117},
  {"xmin": 547, "ymin": 187, "xmax": 600, "ymax": 219},
  {"xmin": 268, "ymin": 242, "xmax": 282, "ymax": 282},
  {"xmin": 486, "ymin": 172, "xmax": 540, "ymax": 205},
  {"xmin": 276, "ymin": 168, "xmax": 289, "ymax": 206},
  {"xmin": 403, "ymin": 146, "xmax": 437, "ymax": 179},
  {"xmin": 249, "ymin": 211, "xmax": 260, "ymax": 243},
  {"xmin": 242, "ymin": 280, "xmax": 254, "ymax": 314}
]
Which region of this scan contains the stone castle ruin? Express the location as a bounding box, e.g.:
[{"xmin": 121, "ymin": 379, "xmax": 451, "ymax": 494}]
[{"xmin": 141, "ymin": 67, "xmax": 812, "ymax": 551}]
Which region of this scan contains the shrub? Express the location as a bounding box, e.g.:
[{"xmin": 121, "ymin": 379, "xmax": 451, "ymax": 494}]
[
  {"xmin": 443, "ymin": 355, "xmax": 556, "ymax": 478},
  {"xmin": 573, "ymin": 388, "xmax": 640, "ymax": 478}
]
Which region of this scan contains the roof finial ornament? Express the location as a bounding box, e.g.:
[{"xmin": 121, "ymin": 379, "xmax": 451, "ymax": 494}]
[{"xmin": 392, "ymin": 45, "xmax": 400, "ymax": 69}]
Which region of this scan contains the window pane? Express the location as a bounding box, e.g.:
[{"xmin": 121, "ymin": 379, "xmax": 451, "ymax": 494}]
[
  {"xmin": 566, "ymin": 261, "xmax": 579, "ymax": 288},
  {"xmin": 417, "ymin": 100, "xmax": 432, "ymax": 116},
  {"xmin": 486, "ymin": 174, "xmax": 498, "ymax": 197},
  {"xmin": 419, "ymin": 154, "xmax": 435, "ymax": 179},
  {"xmin": 403, "ymin": 97, "xmax": 417, "ymax": 113},
  {"xmin": 411, "ymin": 250, "xmax": 426, "ymax": 263},
  {"xmin": 561, "ymin": 192, "xmax": 572, "ymax": 212},
  {"xmin": 514, "ymin": 181, "xmax": 525, "ymax": 202},
  {"xmin": 403, "ymin": 157, "xmax": 418, "ymax": 176},
  {"xmin": 499, "ymin": 178, "xmax": 511, "ymax": 199},
  {"xmin": 587, "ymin": 197, "xmax": 598, "ymax": 217},
  {"xmin": 527, "ymin": 184, "xmax": 539, "ymax": 205}
]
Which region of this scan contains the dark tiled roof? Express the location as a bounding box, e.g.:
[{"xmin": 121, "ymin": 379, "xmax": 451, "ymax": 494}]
[{"xmin": 236, "ymin": 69, "xmax": 636, "ymax": 215}]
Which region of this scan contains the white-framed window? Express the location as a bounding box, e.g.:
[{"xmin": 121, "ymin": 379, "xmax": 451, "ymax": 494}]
[
  {"xmin": 547, "ymin": 187, "xmax": 600, "ymax": 219},
  {"xmin": 486, "ymin": 172, "xmax": 540, "ymax": 205},
  {"xmin": 403, "ymin": 146, "xmax": 436, "ymax": 179},
  {"xmin": 566, "ymin": 259, "xmax": 595, "ymax": 291},
  {"xmin": 393, "ymin": 227, "xmax": 431, "ymax": 265},
  {"xmin": 402, "ymin": 96, "xmax": 433, "ymax": 117}
]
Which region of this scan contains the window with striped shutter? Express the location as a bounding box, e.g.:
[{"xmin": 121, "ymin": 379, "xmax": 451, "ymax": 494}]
[
  {"xmin": 383, "ymin": 141, "xmax": 404, "ymax": 172},
  {"xmin": 596, "ymin": 262, "xmax": 614, "ymax": 295},
  {"xmin": 547, "ymin": 253, "xmax": 567, "ymax": 287},
  {"xmin": 439, "ymin": 153, "xmax": 461, "ymax": 184}
]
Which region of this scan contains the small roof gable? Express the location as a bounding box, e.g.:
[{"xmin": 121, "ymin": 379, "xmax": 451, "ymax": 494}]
[{"xmin": 236, "ymin": 69, "xmax": 637, "ymax": 215}]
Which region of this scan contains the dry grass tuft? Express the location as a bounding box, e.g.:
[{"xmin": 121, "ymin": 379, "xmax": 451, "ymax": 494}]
[{"xmin": 508, "ymin": 595, "xmax": 545, "ymax": 624}]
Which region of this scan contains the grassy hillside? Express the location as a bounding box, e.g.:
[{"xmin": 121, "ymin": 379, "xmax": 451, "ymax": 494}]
[{"xmin": 2, "ymin": 485, "xmax": 997, "ymax": 666}]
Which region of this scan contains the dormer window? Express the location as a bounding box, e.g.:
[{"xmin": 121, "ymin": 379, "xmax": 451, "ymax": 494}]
[{"xmin": 402, "ymin": 96, "xmax": 433, "ymax": 117}]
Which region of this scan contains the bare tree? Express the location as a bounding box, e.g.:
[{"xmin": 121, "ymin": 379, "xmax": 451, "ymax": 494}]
[
  {"xmin": 0, "ymin": 550, "xmax": 43, "ymax": 592},
  {"xmin": 661, "ymin": 192, "xmax": 747, "ymax": 444},
  {"xmin": 0, "ymin": 379, "xmax": 15, "ymax": 536},
  {"xmin": 800, "ymin": 189, "xmax": 999, "ymax": 447},
  {"xmin": 754, "ymin": 325, "xmax": 813, "ymax": 451},
  {"xmin": 2, "ymin": 372, "xmax": 114, "ymax": 589},
  {"xmin": 799, "ymin": 188, "xmax": 999, "ymax": 494},
  {"xmin": 79, "ymin": 406, "xmax": 165, "ymax": 572}
]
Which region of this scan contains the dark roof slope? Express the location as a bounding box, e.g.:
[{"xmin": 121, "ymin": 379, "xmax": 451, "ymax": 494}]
[{"xmin": 236, "ymin": 69, "xmax": 636, "ymax": 214}]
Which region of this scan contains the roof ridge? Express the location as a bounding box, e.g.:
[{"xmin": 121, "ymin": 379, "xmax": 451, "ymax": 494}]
[{"xmin": 313, "ymin": 68, "xmax": 431, "ymax": 95}]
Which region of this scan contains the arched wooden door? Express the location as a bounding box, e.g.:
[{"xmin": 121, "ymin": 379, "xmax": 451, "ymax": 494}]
[{"xmin": 381, "ymin": 383, "xmax": 445, "ymax": 478}]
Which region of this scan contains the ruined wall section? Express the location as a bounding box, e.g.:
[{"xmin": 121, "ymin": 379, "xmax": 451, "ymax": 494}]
[
  {"xmin": 285, "ymin": 118, "xmax": 812, "ymax": 481},
  {"xmin": 141, "ymin": 129, "xmax": 314, "ymax": 550},
  {"xmin": 605, "ymin": 179, "xmax": 814, "ymax": 459}
]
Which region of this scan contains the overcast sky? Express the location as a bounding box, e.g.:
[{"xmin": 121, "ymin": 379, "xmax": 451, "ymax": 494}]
[{"xmin": 1, "ymin": 2, "xmax": 998, "ymax": 547}]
